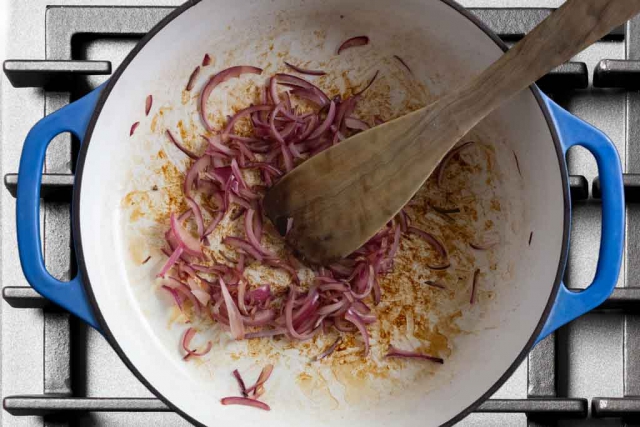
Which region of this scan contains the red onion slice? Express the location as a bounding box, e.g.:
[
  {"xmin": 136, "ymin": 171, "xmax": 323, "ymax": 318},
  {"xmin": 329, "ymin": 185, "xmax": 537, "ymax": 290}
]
[
  {"xmin": 185, "ymin": 197, "xmax": 205, "ymax": 238},
  {"xmin": 220, "ymin": 397, "xmax": 270, "ymax": 411},
  {"xmin": 424, "ymin": 280, "xmax": 446, "ymax": 289},
  {"xmin": 393, "ymin": 55, "xmax": 412, "ymax": 74},
  {"xmin": 203, "ymin": 211, "xmax": 224, "ymax": 238},
  {"xmin": 284, "ymin": 61, "xmax": 326, "ymax": 76},
  {"xmin": 344, "ymin": 309, "xmax": 370, "ymax": 356},
  {"xmin": 202, "ymin": 54, "xmax": 211, "ymax": 66},
  {"xmin": 181, "ymin": 327, "xmax": 212, "ymax": 360},
  {"xmin": 354, "ymin": 70, "xmax": 379, "ymax": 96},
  {"xmin": 469, "ymin": 235, "xmax": 499, "ymax": 250},
  {"xmin": 222, "ymin": 105, "xmax": 272, "ymax": 140},
  {"xmin": 337, "ymin": 35, "xmax": 370, "ymax": 54},
  {"xmin": 407, "ymin": 226, "xmax": 447, "ymax": 258},
  {"xmin": 386, "ymin": 345, "xmax": 444, "ymax": 364},
  {"xmin": 224, "ymin": 236, "xmax": 264, "ymax": 261},
  {"xmin": 426, "ymin": 261, "xmax": 451, "ymax": 271},
  {"xmin": 308, "ymin": 100, "xmax": 336, "ymax": 139},
  {"xmin": 129, "ymin": 122, "xmax": 139, "ymax": 136},
  {"xmin": 145, "ymin": 95, "xmax": 152, "ymax": 116},
  {"xmin": 290, "ymin": 89, "xmax": 327, "ymax": 107},
  {"xmin": 244, "ymin": 209, "xmax": 273, "ymax": 256},
  {"xmin": 157, "ymin": 244, "xmax": 184, "ymax": 278},
  {"xmin": 184, "ymin": 155, "xmax": 211, "ymax": 197},
  {"xmin": 246, "ymin": 364, "xmax": 273, "ymax": 395},
  {"xmin": 200, "ymin": 66, "xmax": 263, "ymax": 131},
  {"xmin": 220, "ymin": 278, "xmax": 245, "ymax": 340},
  {"xmin": 232, "ymin": 369, "xmax": 248, "ymax": 397},
  {"xmin": 311, "ymin": 337, "xmax": 342, "ymax": 361},
  {"xmin": 275, "ymin": 73, "xmax": 331, "ymax": 105},
  {"xmin": 186, "ymin": 66, "xmax": 200, "ymax": 91},
  {"xmin": 161, "ymin": 285, "xmax": 183, "ymax": 310},
  {"xmin": 208, "ymin": 134, "xmax": 237, "ymax": 156},
  {"xmin": 166, "ymin": 129, "xmax": 198, "ymax": 160},
  {"xmin": 437, "ymin": 141, "xmax": 476, "ymax": 187},
  {"xmin": 470, "ymin": 268, "xmax": 480, "ymax": 304},
  {"xmin": 171, "ymin": 213, "xmax": 202, "ymax": 257},
  {"xmin": 344, "ymin": 117, "xmax": 370, "ymax": 131},
  {"xmin": 191, "ymin": 289, "xmax": 211, "ymax": 306}
]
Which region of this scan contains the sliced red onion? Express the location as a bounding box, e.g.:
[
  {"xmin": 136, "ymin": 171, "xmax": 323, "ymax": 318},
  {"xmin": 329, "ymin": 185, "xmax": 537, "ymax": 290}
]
[
  {"xmin": 242, "ymin": 309, "xmax": 276, "ymax": 327},
  {"xmin": 246, "ymin": 364, "xmax": 273, "ymax": 395},
  {"xmin": 166, "ymin": 129, "xmax": 198, "ymax": 160},
  {"xmin": 337, "ymin": 35, "xmax": 369, "ymax": 54},
  {"xmin": 470, "ymin": 268, "xmax": 480, "ymax": 304},
  {"xmin": 223, "ymin": 105, "xmax": 272, "ymax": 140},
  {"xmin": 244, "ymin": 209, "xmax": 273, "ymax": 256},
  {"xmin": 386, "ymin": 345, "xmax": 443, "ymax": 364},
  {"xmin": 285, "ymin": 217, "xmax": 294, "ymax": 237},
  {"xmin": 430, "ymin": 204, "xmax": 460, "ymax": 215},
  {"xmin": 344, "ymin": 309, "xmax": 370, "ymax": 356},
  {"xmin": 311, "ymin": 336, "xmax": 342, "ymax": 361},
  {"xmin": 230, "ymin": 158, "xmax": 248, "ymax": 189},
  {"xmin": 186, "ymin": 66, "xmax": 201, "ymax": 91},
  {"xmin": 469, "ymin": 236, "xmax": 499, "ymax": 250},
  {"xmin": 437, "ymin": 141, "xmax": 476, "ymax": 187},
  {"xmin": 185, "ymin": 197, "xmax": 205, "ymax": 238},
  {"xmin": 208, "ymin": 134, "xmax": 238, "ymax": 156},
  {"xmin": 424, "ymin": 280, "xmax": 446, "ymax": 289},
  {"xmin": 237, "ymin": 279, "xmax": 249, "ymax": 315},
  {"xmin": 184, "ymin": 155, "xmax": 211, "ymax": 197},
  {"xmin": 316, "ymin": 299, "xmax": 348, "ymax": 316},
  {"xmin": 203, "ymin": 211, "xmax": 224, "ymax": 238},
  {"xmin": 290, "ymin": 89, "xmax": 327, "ymax": 107},
  {"xmin": 280, "ymin": 144, "xmax": 294, "ymax": 172},
  {"xmin": 247, "ymin": 284, "xmax": 271, "ymax": 303},
  {"xmin": 344, "ymin": 117, "xmax": 370, "ymax": 131},
  {"xmin": 200, "ymin": 66, "xmax": 263, "ymax": 131},
  {"xmin": 130, "ymin": 122, "xmax": 140, "ymax": 136},
  {"xmin": 182, "ymin": 327, "xmax": 212, "ymax": 360},
  {"xmin": 171, "ymin": 213, "xmax": 203, "ymax": 257},
  {"xmin": 393, "ymin": 55, "xmax": 412, "ymax": 74},
  {"xmin": 173, "ymin": 280, "xmax": 202, "ymax": 317},
  {"xmin": 191, "ymin": 289, "xmax": 211, "ymax": 306},
  {"xmin": 232, "ymin": 369, "xmax": 248, "ymax": 397},
  {"xmin": 202, "ymin": 54, "xmax": 211, "ymax": 66},
  {"xmin": 220, "ymin": 277, "xmax": 245, "ymax": 340},
  {"xmin": 244, "ymin": 328, "xmax": 287, "ymax": 339},
  {"xmin": 351, "ymin": 264, "xmax": 374, "ymax": 299},
  {"xmin": 224, "ymin": 236, "xmax": 264, "ymax": 261},
  {"xmin": 161, "ymin": 285, "xmax": 183, "ymax": 310},
  {"xmin": 426, "ymin": 261, "xmax": 451, "ymax": 271},
  {"xmin": 275, "ymin": 73, "xmax": 331, "ymax": 105},
  {"xmin": 284, "ymin": 288, "xmax": 310, "ymax": 340},
  {"xmin": 308, "ymin": 101, "xmax": 336, "ymax": 139},
  {"xmin": 220, "ymin": 397, "xmax": 270, "ymax": 411},
  {"xmin": 354, "ymin": 70, "xmax": 379, "ymax": 96},
  {"xmin": 157, "ymin": 244, "xmax": 184, "ymax": 278},
  {"xmin": 407, "ymin": 226, "xmax": 447, "ymax": 258},
  {"xmin": 284, "ymin": 61, "xmax": 326, "ymax": 76},
  {"xmin": 145, "ymin": 95, "xmax": 152, "ymax": 116}
]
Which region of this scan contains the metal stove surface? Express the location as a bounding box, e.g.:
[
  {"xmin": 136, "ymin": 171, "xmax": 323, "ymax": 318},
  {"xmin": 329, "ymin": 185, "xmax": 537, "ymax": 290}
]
[{"xmin": 2, "ymin": 0, "xmax": 638, "ymax": 426}]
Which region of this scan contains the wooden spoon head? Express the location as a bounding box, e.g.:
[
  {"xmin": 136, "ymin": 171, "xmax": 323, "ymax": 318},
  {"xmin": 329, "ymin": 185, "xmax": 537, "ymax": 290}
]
[{"xmin": 263, "ymin": 106, "xmax": 451, "ymax": 264}]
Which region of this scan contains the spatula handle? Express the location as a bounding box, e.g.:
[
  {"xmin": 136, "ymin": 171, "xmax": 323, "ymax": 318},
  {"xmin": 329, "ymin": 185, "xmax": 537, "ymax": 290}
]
[{"xmin": 451, "ymin": 0, "xmax": 640, "ymax": 124}]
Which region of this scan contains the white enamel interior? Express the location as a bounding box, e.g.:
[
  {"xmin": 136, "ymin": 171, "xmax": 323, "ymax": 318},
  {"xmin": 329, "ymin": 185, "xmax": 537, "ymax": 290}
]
[{"xmin": 78, "ymin": 0, "xmax": 567, "ymax": 426}]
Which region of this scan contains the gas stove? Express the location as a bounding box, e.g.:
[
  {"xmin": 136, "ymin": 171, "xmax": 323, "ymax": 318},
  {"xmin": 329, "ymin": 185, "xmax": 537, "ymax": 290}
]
[{"xmin": 2, "ymin": 0, "xmax": 640, "ymax": 426}]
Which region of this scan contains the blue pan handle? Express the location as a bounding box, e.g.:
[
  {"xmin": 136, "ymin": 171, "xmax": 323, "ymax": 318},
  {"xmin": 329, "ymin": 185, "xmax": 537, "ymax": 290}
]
[
  {"xmin": 536, "ymin": 95, "xmax": 625, "ymax": 343},
  {"xmin": 16, "ymin": 87, "xmax": 103, "ymax": 331}
]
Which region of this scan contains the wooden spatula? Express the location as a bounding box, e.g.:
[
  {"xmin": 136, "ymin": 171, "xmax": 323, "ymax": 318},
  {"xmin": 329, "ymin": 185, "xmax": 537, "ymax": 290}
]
[{"xmin": 264, "ymin": 0, "xmax": 640, "ymax": 264}]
